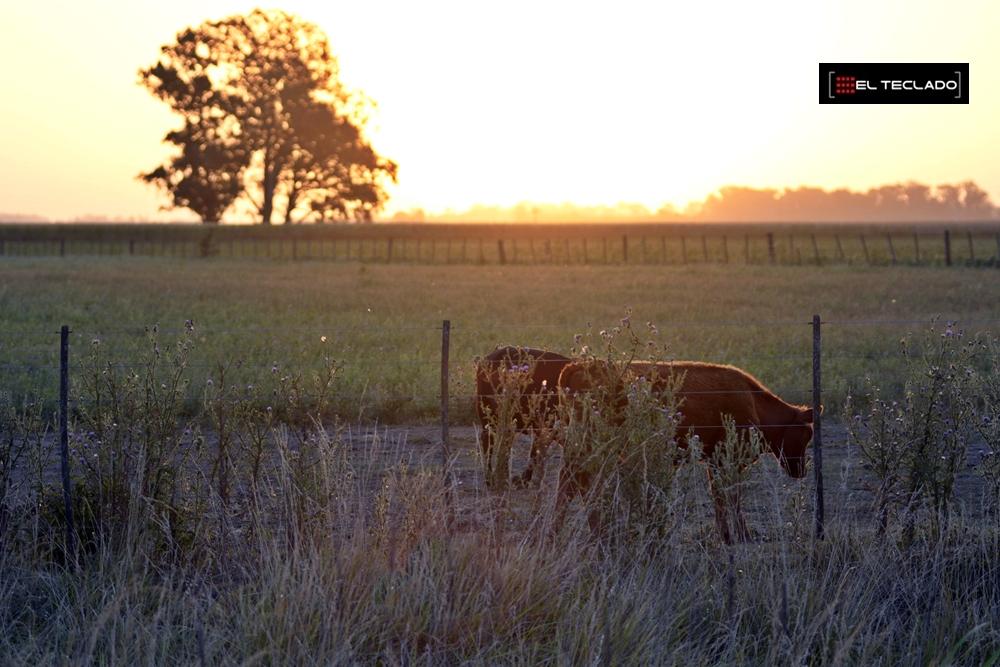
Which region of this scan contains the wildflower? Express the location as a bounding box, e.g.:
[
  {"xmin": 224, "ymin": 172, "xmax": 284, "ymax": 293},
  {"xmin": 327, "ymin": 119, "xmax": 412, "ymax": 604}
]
[
  {"xmin": 184, "ymin": 319, "xmax": 195, "ymax": 332},
  {"xmin": 320, "ymin": 335, "xmax": 328, "ymax": 343},
  {"xmin": 271, "ymin": 364, "xmax": 279, "ymax": 374},
  {"xmin": 206, "ymin": 378, "xmax": 214, "ymax": 386}
]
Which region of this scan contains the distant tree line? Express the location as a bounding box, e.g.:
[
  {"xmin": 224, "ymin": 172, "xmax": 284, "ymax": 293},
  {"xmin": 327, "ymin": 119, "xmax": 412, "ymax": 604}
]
[{"xmin": 389, "ymin": 181, "xmax": 998, "ymax": 223}]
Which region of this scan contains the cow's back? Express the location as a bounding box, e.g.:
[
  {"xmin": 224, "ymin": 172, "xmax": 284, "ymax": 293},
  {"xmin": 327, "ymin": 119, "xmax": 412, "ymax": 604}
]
[
  {"xmin": 475, "ymin": 346, "xmax": 572, "ymax": 427},
  {"xmin": 639, "ymin": 362, "xmax": 760, "ymax": 451}
]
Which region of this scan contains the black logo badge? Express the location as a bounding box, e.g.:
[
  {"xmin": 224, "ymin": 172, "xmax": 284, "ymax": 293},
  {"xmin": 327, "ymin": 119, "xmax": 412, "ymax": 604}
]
[{"xmin": 819, "ymin": 63, "xmax": 968, "ymax": 104}]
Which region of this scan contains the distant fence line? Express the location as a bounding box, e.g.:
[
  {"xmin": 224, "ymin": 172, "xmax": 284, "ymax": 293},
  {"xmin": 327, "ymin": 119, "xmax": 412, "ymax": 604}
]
[{"xmin": 0, "ymin": 223, "xmax": 999, "ymax": 266}]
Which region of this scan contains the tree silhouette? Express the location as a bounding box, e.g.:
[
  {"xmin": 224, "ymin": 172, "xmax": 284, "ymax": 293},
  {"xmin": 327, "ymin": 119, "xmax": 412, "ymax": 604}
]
[{"xmin": 139, "ymin": 9, "xmax": 397, "ymax": 224}]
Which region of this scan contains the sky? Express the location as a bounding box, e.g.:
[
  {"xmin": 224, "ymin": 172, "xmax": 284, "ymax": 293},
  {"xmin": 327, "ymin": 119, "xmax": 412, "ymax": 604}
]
[{"xmin": 0, "ymin": 0, "xmax": 997, "ymax": 220}]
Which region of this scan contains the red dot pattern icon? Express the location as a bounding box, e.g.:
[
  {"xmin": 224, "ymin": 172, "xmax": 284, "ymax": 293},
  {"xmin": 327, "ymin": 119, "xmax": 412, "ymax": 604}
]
[{"xmin": 835, "ymin": 75, "xmax": 856, "ymax": 95}]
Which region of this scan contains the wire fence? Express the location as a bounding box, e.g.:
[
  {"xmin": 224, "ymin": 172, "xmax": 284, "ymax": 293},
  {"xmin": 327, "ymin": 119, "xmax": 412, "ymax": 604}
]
[
  {"xmin": 5, "ymin": 314, "xmax": 1000, "ymax": 543},
  {"xmin": 2, "ymin": 228, "xmax": 1000, "ymax": 267}
]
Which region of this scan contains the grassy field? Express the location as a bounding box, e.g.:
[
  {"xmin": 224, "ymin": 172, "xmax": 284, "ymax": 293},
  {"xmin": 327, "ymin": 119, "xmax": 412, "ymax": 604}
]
[
  {"xmin": 2, "ymin": 256, "xmax": 999, "ymax": 420},
  {"xmin": 2, "ymin": 256, "xmax": 1000, "ymax": 663}
]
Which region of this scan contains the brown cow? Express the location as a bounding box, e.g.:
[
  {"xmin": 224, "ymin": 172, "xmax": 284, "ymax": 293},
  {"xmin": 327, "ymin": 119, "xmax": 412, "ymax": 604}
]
[
  {"xmin": 556, "ymin": 359, "xmax": 815, "ymax": 543},
  {"xmin": 475, "ymin": 346, "xmax": 573, "ymax": 487}
]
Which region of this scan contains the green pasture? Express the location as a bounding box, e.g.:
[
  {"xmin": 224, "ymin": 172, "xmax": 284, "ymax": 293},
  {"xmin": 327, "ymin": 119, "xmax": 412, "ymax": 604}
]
[{"xmin": 2, "ymin": 256, "xmax": 998, "ymax": 421}]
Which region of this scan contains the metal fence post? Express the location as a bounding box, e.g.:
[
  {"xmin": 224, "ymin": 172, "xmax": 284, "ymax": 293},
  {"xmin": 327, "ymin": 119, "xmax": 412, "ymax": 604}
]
[
  {"xmin": 812, "ymin": 315, "xmax": 825, "ymax": 541},
  {"xmin": 59, "ymin": 325, "xmax": 76, "ymax": 566},
  {"xmin": 944, "ymin": 229, "xmax": 952, "ymax": 266}
]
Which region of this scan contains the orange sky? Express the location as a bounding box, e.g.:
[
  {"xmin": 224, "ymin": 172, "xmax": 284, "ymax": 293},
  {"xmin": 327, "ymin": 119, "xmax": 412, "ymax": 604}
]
[{"xmin": 0, "ymin": 0, "xmax": 997, "ymax": 220}]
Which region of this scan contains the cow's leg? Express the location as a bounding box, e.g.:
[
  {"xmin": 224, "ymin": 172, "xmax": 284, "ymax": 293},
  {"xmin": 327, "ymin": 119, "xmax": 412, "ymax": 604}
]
[
  {"xmin": 733, "ymin": 485, "xmax": 753, "ymax": 543},
  {"xmin": 514, "ymin": 428, "xmax": 551, "ymax": 488},
  {"xmin": 707, "ymin": 469, "xmax": 734, "ymax": 545},
  {"xmin": 480, "ymin": 426, "xmax": 494, "ymax": 487}
]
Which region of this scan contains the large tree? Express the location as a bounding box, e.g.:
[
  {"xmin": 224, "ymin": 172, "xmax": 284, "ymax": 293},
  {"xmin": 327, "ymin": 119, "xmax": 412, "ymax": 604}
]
[{"xmin": 139, "ymin": 10, "xmax": 397, "ymax": 223}]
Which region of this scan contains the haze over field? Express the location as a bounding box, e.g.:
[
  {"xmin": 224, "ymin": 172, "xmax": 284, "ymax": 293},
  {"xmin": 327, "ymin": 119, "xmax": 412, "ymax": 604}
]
[{"xmin": 1, "ymin": 0, "xmax": 997, "ymax": 222}]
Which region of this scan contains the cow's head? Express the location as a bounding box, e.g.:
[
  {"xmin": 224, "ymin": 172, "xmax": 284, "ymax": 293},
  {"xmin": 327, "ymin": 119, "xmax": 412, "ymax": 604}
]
[{"xmin": 773, "ymin": 406, "xmax": 818, "ymax": 478}]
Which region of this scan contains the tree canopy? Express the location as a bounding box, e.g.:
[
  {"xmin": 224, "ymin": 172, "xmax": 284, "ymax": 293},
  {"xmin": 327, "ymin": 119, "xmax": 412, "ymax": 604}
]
[{"xmin": 139, "ymin": 9, "xmax": 397, "ymax": 224}]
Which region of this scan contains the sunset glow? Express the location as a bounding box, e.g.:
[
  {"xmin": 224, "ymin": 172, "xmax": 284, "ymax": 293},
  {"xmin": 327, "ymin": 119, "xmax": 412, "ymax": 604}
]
[{"xmin": 0, "ymin": 0, "xmax": 997, "ymax": 220}]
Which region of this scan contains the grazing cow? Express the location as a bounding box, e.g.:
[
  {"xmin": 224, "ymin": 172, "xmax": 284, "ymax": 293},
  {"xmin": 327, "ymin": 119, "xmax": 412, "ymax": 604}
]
[
  {"xmin": 556, "ymin": 359, "xmax": 815, "ymax": 543},
  {"xmin": 475, "ymin": 346, "xmax": 573, "ymax": 487}
]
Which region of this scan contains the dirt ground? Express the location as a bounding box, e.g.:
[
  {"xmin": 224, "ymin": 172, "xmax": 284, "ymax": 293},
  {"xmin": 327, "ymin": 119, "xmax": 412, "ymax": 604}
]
[{"xmin": 342, "ymin": 420, "xmax": 995, "ymax": 532}]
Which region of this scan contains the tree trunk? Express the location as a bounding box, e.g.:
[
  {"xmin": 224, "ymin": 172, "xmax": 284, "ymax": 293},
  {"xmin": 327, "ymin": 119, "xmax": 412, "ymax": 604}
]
[{"xmin": 261, "ymin": 173, "xmax": 275, "ymax": 225}]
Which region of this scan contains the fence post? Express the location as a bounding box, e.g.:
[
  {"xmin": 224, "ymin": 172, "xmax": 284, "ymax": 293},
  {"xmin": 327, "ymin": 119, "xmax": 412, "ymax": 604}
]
[
  {"xmin": 622, "ymin": 235, "xmax": 628, "ymax": 264},
  {"xmin": 0, "ymin": 239, "xmax": 4, "ymax": 255},
  {"xmin": 59, "ymin": 325, "xmax": 76, "ymax": 566},
  {"xmin": 811, "ymin": 315, "xmax": 825, "ymax": 541},
  {"xmin": 60, "ymin": 239, "xmax": 66, "ymax": 257},
  {"xmin": 995, "ymin": 234, "xmax": 1000, "ymax": 265},
  {"xmin": 722, "ymin": 235, "xmax": 729, "ymax": 264},
  {"xmin": 661, "ymin": 236, "xmax": 668, "ymax": 264},
  {"xmin": 440, "ymin": 320, "xmax": 454, "ymax": 521},
  {"xmin": 744, "ymin": 234, "xmax": 750, "ymax": 264},
  {"xmin": 835, "ymin": 234, "xmax": 845, "ymax": 262},
  {"xmin": 681, "ymin": 236, "xmax": 688, "ymax": 264},
  {"xmin": 701, "ymin": 235, "xmax": 709, "ymax": 262},
  {"xmin": 886, "ymin": 233, "xmax": 896, "ymax": 265},
  {"xmin": 810, "ymin": 234, "xmax": 820, "ymax": 265},
  {"xmin": 859, "ymin": 234, "xmax": 870, "ymax": 264},
  {"xmin": 913, "ymin": 233, "xmax": 920, "ymax": 264},
  {"xmin": 944, "ymin": 229, "xmax": 952, "ymax": 266},
  {"xmin": 967, "ymin": 231, "xmax": 975, "ymax": 264},
  {"xmin": 767, "ymin": 233, "xmax": 776, "ymax": 264},
  {"xmin": 602, "ymin": 237, "xmax": 608, "ymax": 264}
]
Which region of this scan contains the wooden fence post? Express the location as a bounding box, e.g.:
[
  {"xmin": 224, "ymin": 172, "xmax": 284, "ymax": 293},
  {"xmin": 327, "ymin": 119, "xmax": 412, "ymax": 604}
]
[
  {"xmin": 661, "ymin": 236, "xmax": 667, "ymax": 264},
  {"xmin": 835, "ymin": 234, "xmax": 845, "ymax": 262},
  {"xmin": 497, "ymin": 240, "xmax": 507, "ymax": 265},
  {"xmin": 913, "ymin": 233, "xmax": 920, "ymax": 264},
  {"xmin": 860, "ymin": 234, "xmax": 870, "ymax": 264},
  {"xmin": 886, "ymin": 234, "xmax": 896, "ymax": 265},
  {"xmin": 701, "ymin": 235, "xmax": 709, "ymax": 262},
  {"xmin": 967, "ymin": 231, "xmax": 975, "ymax": 264},
  {"xmin": 440, "ymin": 319, "xmax": 454, "ymax": 524},
  {"xmin": 810, "ymin": 234, "xmax": 820, "ymax": 265},
  {"xmin": 722, "ymin": 235, "xmax": 729, "ymax": 264},
  {"xmin": 767, "ymin": 233, "xmax": 776, "ymax": 264},
  {"xmin": 681, "ymin": 237, "xmax": 688, "ymax": 264},
  {"xmin": 622, "ymin": 235, "xmax": 628, "ymax": 264},
  {"xmin": 59, "ymin": 325, "xmax": 77, "ymax": 566},
  {"xmin": 944, "ymin": 230, "xmax": 952, "ymax": 266},
  {"xmin": 563, "ymin": 238, "xmax": 570, "ymax": 264},
  {"xmin": 812, "ymin": 315, "xmax": 825, "ymax": 541},
  {"xmin": 602, "ymin": 238, "xmax": 608, "ymax": 264}
]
